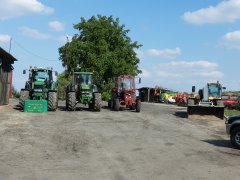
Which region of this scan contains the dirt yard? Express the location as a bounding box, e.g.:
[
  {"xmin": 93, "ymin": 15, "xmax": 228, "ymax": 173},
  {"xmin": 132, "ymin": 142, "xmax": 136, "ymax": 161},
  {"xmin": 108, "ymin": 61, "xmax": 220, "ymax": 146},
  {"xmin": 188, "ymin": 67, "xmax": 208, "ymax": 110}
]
[{"xmin": 0, "ymin": 99, "xmax": 239, "ymax": 180}]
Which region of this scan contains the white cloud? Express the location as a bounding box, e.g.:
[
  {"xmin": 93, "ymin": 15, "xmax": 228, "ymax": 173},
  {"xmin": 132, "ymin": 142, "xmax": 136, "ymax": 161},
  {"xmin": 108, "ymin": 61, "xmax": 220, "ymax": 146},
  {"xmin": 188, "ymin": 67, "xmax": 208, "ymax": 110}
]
[
  {"xmin": 183, "ymin": 0, "xmax": 240, "ymax": 25},
  {"xmin": 141, "ymin": 69, "xmax": 152, "ymax": 78},
  {"xmin": 48, "ymin": 21, "xmax": 65, "ymax": 32},
  {"xmin": 0, "ymin": 0, "xmax": 54, "ymax": 20},
  {"xmin": 146, "ymin": 47, "xmax": 181, "ymax": 59},
  {"xmin": 20, "ymin": 26, "xmax": 51, "ymax": 40},
  {"xmin": 221, "ymin": 30, "xmax": 240, "ymax": 48},
  {"xmin": 155, "ymin": 61, "xmax": 223, "ymax": 79},
  {"xmin": 0, "ymin": 34, "xmax": 11, "ymax": 43}
]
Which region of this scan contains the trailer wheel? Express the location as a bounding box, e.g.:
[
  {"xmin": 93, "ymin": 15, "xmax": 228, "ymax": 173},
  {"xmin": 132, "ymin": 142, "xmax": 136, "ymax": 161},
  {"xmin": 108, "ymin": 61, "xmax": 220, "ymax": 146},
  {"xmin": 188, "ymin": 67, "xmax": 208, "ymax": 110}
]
[
  {"xmin": 136, "ymin": 99, "xmax": 141, "ymax": 112},
  {"xmin": 67, "ymin": 92, "xmax": 76, "ymax": 111},
  {"xmin": 113, "ymin": 98, "xmax": 119, "ymax": 111},
  {"xmin": 48, "ymin": 91, "xmax": 58, "ymax": 111},
  {"xmin": 19, "ymin": 90, "xmax": 29, "ymax": 109},
  {"xmin": 230, "ymin": 126, "xmax": 240, "ymax": 149}
]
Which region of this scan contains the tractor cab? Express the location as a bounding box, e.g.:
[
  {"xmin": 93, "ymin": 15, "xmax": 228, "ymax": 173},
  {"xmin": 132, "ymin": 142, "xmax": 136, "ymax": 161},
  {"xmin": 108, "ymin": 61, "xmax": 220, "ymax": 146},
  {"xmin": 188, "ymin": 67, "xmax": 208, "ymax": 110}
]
[
  {"xmin": 115, "ymin": 75, "xmax": 135, "ymax": 92},
  {"xmin": 74, "ymin": 72, "xmax": 93, "ymax": 86}
]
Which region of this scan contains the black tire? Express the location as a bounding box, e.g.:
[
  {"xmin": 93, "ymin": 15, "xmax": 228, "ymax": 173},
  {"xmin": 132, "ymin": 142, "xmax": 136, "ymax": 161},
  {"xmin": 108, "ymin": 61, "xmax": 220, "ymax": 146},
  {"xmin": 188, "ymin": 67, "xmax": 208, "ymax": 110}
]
[
  {"xmin": 67, "ymin": 92, "xmax": 76, "ymax": 111},
  {"xmin": 93, "ymin": 93, "xmax": 101, "ymax": 111},
  {"xmin": 19, "ymin": 90, "xmax": 29, "ymax": 109},
  {"xmin": 48, "ymin": 91, "xmax": 58, "ymax": 111},
  {"xmin": 136, "ymin": 99, "xmax": 141, "ymax": 112},
  {"xmin": 65, "ymin": 92, "xmax": 69, "ymax": 110},
  {"xmin": 188, "ymin": 99, "xmax": 194, "ymax": 106},
  {"xmin": 230, "ymin": 126, "xmax": 240, "ymax": 149},
  {"xmin": 113, "ymin": 98, "xmax": 120, "ymax": 111}
]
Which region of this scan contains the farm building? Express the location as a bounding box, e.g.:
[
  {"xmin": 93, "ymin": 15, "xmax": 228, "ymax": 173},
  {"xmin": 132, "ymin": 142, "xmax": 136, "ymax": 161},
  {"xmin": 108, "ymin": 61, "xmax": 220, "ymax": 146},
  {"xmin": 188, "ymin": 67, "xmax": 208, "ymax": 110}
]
[
  {"xmin": 0, "ymin": 47, "xmax": 17, "ymax": 105},
  {"xmin": 139, "ymin": 86, "xmax": 169, "ymax": 102}
]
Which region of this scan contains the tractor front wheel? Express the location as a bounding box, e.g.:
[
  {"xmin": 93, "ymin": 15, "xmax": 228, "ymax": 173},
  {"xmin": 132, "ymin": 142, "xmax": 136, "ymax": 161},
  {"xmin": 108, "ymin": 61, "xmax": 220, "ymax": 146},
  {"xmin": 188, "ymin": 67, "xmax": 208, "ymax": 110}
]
[
  {"xmin": 136, "ymin": 99, "xmax": 141, "ymax": 112},
  {"xmin": 67, "ymin": 92, "xmax": 76, "ymax": 111},
  {"xmin": 113, "ymin": 98, "xmax": 120, "ymax": 111},
  {"xmin": 48, "ymin": 91, "xmax": 58, "ymax": 111},
  {"xmin": 19, "ymin": 90, "xmax": 29, "ymax": 110},
  {"xmin": 93, "ymin": 93, "xmax": 101, "ymax": 111}
]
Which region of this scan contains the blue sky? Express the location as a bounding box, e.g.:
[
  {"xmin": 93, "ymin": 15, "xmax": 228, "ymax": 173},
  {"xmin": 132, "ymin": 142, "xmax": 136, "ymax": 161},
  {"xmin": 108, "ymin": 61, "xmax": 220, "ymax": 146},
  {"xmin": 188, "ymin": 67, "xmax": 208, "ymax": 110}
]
[{"xmin": 1, "ymin": 0, "xmax": 240, "ymax": 92}]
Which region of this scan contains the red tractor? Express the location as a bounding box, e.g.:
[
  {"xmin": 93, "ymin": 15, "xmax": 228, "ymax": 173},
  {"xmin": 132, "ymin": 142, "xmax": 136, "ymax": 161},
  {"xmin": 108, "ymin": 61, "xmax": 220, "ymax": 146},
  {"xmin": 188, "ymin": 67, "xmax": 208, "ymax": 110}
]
[{"xmin": 109, "ymin": 75, "xmax": 141, "ymax": 112}]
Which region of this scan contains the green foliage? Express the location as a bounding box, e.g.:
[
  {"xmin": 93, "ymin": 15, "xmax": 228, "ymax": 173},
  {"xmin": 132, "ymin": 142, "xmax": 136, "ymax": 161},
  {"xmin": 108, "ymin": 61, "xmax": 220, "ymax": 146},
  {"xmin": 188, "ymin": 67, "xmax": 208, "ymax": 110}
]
[
  {"xmin": 59, "ymin": 15, "xmax": 142, "ymax": 93},
  {"xmin": 57, "ymin": 72, "xmax": 71, "ymax": 100},
  {"xmin": 12, "ymin": 85, "xmax": 20, "ymax": 98},
  {"xmin": 225, "ymin": 110, "xmax": 240, "ymax": 116},
  {"xmin": 222, "ymin": 91, "xmax": 240, "ymax": 96}
]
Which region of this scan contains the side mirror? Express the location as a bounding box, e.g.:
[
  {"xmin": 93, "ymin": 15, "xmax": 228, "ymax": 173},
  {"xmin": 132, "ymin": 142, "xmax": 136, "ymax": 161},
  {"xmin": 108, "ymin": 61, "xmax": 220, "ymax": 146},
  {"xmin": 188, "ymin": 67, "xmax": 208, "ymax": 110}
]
[
  {"xmin": 192, "ymin": 86, "xmax": 195, "ymax": 93},
  {"xmin": 23, "ymin": 70, "xmax": 26, "ymax": 74},
  {"xmin": 223, "ymin": 87, "xmax": 226, "ymax": 90}
]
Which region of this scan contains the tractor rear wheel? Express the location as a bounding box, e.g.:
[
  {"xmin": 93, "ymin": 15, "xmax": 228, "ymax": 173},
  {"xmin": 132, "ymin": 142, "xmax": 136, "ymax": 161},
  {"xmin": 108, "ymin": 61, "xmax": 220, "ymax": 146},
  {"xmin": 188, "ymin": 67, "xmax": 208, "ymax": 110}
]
[
  {"xmin": 19, "ymin": 90, "xmax": 29, "ymax": 109},
  {"xmin": 67, "ymin": 92, "xmax": 76, "ymax": 111},
  {"xmin": 48, "ymin": 91, "xmax": 58, "ymax": 111},
  {"xmin": 93, "ymin": 93, "xmax": 101, "ymax": 111},
  {"xmin": 136, "ymin": 99, "xmax": 141, "ymax": 112},
  {"xmin": 113, "ymin": 98, "xmax": 120, "ymax": 111}
]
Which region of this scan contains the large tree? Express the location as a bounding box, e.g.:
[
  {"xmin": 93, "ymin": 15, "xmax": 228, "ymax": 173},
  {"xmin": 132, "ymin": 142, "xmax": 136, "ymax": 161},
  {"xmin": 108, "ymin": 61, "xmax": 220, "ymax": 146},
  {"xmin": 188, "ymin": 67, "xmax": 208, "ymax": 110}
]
[{"xmin": 59, "ymin": 15, "xmax": 142, "ymax": 99}]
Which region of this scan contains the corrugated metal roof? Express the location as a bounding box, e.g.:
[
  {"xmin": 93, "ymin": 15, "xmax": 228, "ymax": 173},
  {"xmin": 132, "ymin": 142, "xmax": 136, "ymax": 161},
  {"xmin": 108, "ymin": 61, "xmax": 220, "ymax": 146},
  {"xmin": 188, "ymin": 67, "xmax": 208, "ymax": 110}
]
[{"xmin": 0, "ymin": 47, "xmax": 17, "ymax": 63}]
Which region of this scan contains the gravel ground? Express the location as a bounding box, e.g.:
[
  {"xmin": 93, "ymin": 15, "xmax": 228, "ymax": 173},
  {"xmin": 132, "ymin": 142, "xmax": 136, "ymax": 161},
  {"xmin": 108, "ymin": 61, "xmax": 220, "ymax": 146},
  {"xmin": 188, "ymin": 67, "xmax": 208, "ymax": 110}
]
[{"xmin": 0, "ymin": 99, "xmax": 239, "ymax": 180}]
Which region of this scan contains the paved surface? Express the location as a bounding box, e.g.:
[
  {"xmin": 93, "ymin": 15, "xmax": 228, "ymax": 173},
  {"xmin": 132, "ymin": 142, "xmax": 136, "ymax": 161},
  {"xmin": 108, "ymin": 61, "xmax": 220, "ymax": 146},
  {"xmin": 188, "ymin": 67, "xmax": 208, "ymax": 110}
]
[{"xmin": 0, "ymin": 99, "xmax": 239, "ymax": 180}]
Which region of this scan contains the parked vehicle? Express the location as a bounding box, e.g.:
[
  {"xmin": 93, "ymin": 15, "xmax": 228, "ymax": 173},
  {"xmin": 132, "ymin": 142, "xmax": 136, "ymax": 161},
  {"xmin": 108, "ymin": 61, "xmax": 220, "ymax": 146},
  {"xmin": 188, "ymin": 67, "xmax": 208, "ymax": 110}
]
[
  {"xmin": 225, "ymin": 115, "xmax": 240, "ymax": 149},
  {"xmin": 108, "ymin": 75, "xmax": 141, "ymax": 112},
  {"xmin": 19, "ymin": 67, "xmax": 58, "ymax": 111},
  {"xmin": 187, "ymin": 81, "xmax": 225, "ymax": 119},
  {"xmin": 222, "ymin": 95, "xmax": 239, "ymax": 109},
  {"xmin": 66, "ymin": 72, "xmax": 101, "ymax": 111}
]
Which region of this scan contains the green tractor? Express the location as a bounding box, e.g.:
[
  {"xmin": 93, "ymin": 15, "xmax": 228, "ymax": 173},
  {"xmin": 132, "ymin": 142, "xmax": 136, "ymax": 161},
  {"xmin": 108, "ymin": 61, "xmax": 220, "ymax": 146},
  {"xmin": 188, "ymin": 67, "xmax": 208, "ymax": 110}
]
[
  {"xmin": 19, "ymin": 67, "xmax": 58, "ymax": 111},
  {"xmin": 66, "ymin": 72, "xmax": 101, "ymax": 111}
]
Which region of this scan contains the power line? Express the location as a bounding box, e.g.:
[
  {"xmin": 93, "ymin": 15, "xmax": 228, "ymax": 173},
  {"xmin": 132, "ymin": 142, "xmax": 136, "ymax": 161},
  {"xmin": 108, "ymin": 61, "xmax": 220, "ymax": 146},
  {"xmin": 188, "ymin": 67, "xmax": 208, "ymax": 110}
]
[{"xmin": 12, "ymin": 38, "xmax": 59, "ymax": 62}]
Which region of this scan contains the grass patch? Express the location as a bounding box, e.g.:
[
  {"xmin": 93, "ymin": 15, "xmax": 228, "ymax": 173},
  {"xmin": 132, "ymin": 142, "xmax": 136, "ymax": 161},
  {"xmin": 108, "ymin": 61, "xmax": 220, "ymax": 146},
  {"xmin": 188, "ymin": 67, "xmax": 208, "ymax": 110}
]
[{"xmin": 225, "ymin": 109, "xmax": 240, "ymax": 116}]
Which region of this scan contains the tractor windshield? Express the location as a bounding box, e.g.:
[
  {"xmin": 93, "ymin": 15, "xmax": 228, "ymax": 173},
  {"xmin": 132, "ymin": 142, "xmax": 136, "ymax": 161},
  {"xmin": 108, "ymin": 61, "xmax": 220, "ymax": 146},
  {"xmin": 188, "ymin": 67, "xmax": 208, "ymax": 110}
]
[
  {"xmin": 208, "ymin": 84, "xmax": 221, "ymax": 98},
  {"xmin": 33, "ymin": 70, "xmax": 50, "ymax": 81},
  {"xmin": 75, "ymin": 74, "xmax": 92, "ymax": 85},
  {"xmin": 118, "ymin": 77, "xmax": 133, "ymax": 90}
]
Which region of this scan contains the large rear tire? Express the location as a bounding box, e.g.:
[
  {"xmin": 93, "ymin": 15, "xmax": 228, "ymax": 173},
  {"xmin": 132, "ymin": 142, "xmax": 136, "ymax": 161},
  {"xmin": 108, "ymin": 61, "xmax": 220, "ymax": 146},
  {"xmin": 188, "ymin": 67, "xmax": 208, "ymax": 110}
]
[
  {"xmin": 48, "ymin": 91, "xmax": 58, "ymax": 111},
  {"xmin": 136, "ymin": 99, "xmax": 141, "ymax": 112},
  {"xmin": 19, "ymin": 90, "xmax": 29, "ymax": 109},
  {"xmin": 93, "ymin": 93, "xmax": 101, "ymax": 111},
  {"xmin": 67, "ymin": 92, "xmax": 76, "ymax": 111},
  {"xmin": 113, "ymin": 98, "xmax": 119, "ymax": 111}
]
